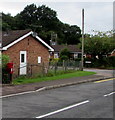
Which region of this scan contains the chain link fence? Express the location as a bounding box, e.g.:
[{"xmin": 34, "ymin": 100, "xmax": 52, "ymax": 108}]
[
  {"xmin": 49, "ymin": 60, "xmax": 81, "ymax": 74},
  {"xmin": 16, "ymin": 63, "xmax": 48, "ymax": 77},
  {"xmin": 2, "ymin": 60, "xmax": 81, "ymax": 82},
  {"xmin": 11, "ymin": 60, "xmax": 81, "ymax": 78}
]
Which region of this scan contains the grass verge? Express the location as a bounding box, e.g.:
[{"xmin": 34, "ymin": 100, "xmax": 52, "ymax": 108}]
[{"xmin": 13, "ymin": 70, "xmax": 96, "ymax": 85}]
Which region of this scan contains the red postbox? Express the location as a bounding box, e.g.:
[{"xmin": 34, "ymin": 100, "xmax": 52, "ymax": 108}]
[{"xmin": 6, "ymin": 63, "xmax": 14, "ymax": 74}]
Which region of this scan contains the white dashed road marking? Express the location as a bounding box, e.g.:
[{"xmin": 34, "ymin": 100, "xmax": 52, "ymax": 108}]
[
  {"xmin": 104, "ymin": 92, "xmax": 115, "ymax": 97},
  {"xmin": 36, "ymin": 100, "xmax": 90, "ymax": 119}
]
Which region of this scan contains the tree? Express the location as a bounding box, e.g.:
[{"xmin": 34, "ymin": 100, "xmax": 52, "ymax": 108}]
[
  {"xmin": 14, "ymin": 4, "xmax": 60, "ymax": 31},
  {"xmin": 63, "ymin": 25, "xmax": 81, "ymax": 45},
  {"xmin": 14, "ymin": 4, "xmax": 61, "ymax": 44},
  {"xmin": 2, "ymin": 4, "xmax": 81, "ymax": 45},
  {"xmin": 60, "ymin": 48, "xmax": 70, "ymax": 61},
  {"xmin": 84, "ymin": 30, "xmax": 115, "ymax": 59},
  {"xmin": 37, "ymin": 5, "xmax": 59, "ymax": 31},
  {"xmin": 14, "ymin": 4, "xmax": 38, "ymax": 29},
  {"xmin": 2, "ymin": 13, "xmax": 16, "ymax": 31}
]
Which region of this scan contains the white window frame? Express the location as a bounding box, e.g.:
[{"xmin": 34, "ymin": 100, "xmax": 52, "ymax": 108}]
[
  {"xmin": 74, "ymin": 53, "xmax": 78, "ymax": 58},
  {"xmin": 38, "ymin": 56, "xmax": 42, "ymax": 64},
  {"xmin": 54, "ymin": 53, "xmax": 59, "ymax": 59},
  {"xmin": 20, "ymin": 51, "xmax": 27, "ymax": 64}
]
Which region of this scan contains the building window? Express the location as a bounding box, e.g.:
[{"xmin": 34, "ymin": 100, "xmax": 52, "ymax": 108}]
[
  {"xmin": 38, "ymin": 56, "xmax": 41, "ymax": 63},
  {"xmin": 54, "ymin": 53, "xmax": 59, "ymax": 59},
  {"xmin": 20, "ymin": 51, "xmax": 27, "ymax": 64},
  {"xmin": 74, "ymin": 53, "xmax": 78, "ymax": 58},
  {"xmin": 21, "ymin": 54, "xmax": 25, "ymax": 63}
]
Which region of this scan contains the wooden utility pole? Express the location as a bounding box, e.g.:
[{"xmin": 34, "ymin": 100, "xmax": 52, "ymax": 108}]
[{"xmin": 81, "ymin": 8, "xmax": 84, "ymax": 71}]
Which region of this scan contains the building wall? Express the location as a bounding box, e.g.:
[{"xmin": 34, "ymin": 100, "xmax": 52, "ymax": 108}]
[
  {"xmin": 2, "ymin": 35, "xmax": 50, "ymax": 76},
  {"xmin": 50, "ymin": 52, "xmax": 81, "ymax": 60},
  {"xmin": 111, "ymin": 51, "xmax": 115, "ymax": 56}
]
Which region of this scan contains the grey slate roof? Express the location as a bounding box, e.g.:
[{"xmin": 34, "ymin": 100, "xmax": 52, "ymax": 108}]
[
  {"xmin": 51, "ymin": 45, "xmax": 81, "ymax": 53},
  {"xmin": 2, "ymin": 29, "xmax": 31, "ymax": 47}
]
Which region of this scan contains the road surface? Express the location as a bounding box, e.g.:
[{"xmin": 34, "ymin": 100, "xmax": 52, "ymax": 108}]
[
  {"xmin": 2, "ymin": 78, "xmax": 114, "ymax": 119},
  {"xmin": 84, "ymin": 68, "xmax": 114, "ymax": 77}
]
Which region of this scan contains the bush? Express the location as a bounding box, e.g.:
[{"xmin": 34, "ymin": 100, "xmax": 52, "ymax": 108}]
[
  {"xmin": 1, "ymin": 54, "xmax": 10, "ymax": 84},
  {"xmin": 107, "ymin": 56, "xmax": 115, "ymax": 67},
  {"xmin": 60, "ymin": 48, "xmax": 70, "ymax": 61},
  {"xmin": 84, "ymin": 56, "xmax": 115, "ymax": 68},
  {"xmin": 46, "ymin": 71, "xmax": 54, "ymax": 77},
  {"xmin": 60, "ymin": 55, "xmax": 69, "ymax": 61},
  {"xmin": 75, "ymin": 58, "xmax": 81, "ymax": 61},
  {"xmin": 1, "ymin": 54, "xmax": 9, "ymax": 69}
]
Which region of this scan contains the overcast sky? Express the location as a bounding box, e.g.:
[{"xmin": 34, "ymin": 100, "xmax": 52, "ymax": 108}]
[{"xmin": 0, "ymin": 0, "xmax": 114, "ymax": 34}]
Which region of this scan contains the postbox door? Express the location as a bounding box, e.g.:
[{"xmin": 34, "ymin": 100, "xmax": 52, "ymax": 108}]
[{"xmin": 20, "ymin": 51, "xmax": 27, "ymax": 75}]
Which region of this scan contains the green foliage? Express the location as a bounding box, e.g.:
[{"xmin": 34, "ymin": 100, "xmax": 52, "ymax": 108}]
[
  {"xmin": 84, "ymin": 56, "xmax": 115, "ymax": 68},
  {"xmin": 2, "ymin": 4, "xmax": 81, "ymax": 45},
  {"xmin": 63, "ymin": 25, "xmax": 81, "ymax": 44},
  {"xmin": 52, "ymin": 58, "xmax": 59, "ymax": 62},
  {"xmin": 1, "ymin": 55, "xmax": 10, "ymax": 84},
  {"xmin": 60, "ymin": 55, "xmax": 69, "ymax": 61},
  {"xmin": 107, "ymin": 56, "xmax": 115, "ymax": 67},
  {"xmin": 83, "ymin": 30, "xmax": 115, "ymax": 59},
  {"xmin": 49, "ymin": 58, "xmax": 59, "ymax": 67},
  {"xmin": 2, "ymin": 13, "xmax": 17, "ymax": 30},
  {"xmin": 13, "ymin": 70, "xmax": 96, "ymax": 85},
  {"xmin": 60, "ymin": 48, "xmax": 70, "ymax": 56},
  {"xmin": 60, "ymin": 48, "xmax": 70, "ymax": 61},
  {"xmin": 1, "ymin": 54, "xmax": 9, "ymax": 68},
  {"xmin": 74, "ymin": 58, "xmax": 81, "ymax": 61}
]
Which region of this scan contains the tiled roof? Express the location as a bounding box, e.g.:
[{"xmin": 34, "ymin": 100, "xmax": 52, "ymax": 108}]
[
  {"xmin": 51, "ymin": 45, "xmax": 81, "ymax": 53},
  {"xmin": 2, "ymin": 29, "xmax": 31, "ymax": 47},
  {"xmin": 2, "ymin": 29, "xmax": 54, "ymax": 51}
]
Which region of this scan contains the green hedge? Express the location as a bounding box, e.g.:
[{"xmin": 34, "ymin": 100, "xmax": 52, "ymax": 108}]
[
  {"xmin": 84, "ymin": 56, "xmax": 115, "ymax": 68},
  {"xmin": 1, "ymin": 55, "xmax": 11, "ymax": 84}
]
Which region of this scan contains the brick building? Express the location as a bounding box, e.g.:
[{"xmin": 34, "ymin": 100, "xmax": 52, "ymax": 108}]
[
  {"xmin": 2, "ymin": 30, "xmax": 54, "ymax": 76},
  {"xmin": 50, "ymin": 45, "xmax": 81, "ymax": 59}
]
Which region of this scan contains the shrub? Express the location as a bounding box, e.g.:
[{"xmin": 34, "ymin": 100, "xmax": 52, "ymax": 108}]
[
  {"xmin": 60, "ymin": 55, "xmax": 69, "ymax": 61},
  {"xmin": 84, "ymin": 56, "xmax": 115, "ymax": 68},
  {"xmin": 52, "ymin": 58, "xmax": 59, "ymax": 62},
  {"xmin": 107, "ymin": 56, "xmax": 115, "ymax": 67},
  {"xmin": 46, "ymin": 71, "xmax": 54, "ymax": 77},
  {"xmin": 1, "ymin": 54, "xmax": 10, "ymax": 84},
  {"xmin": 60, "ymin": 48, "xmax": 70, "ymax": 61},
  {"xmin": 1, "ymin": 54, "xmax": 9, "ymax": 68},
  {"xmin": 75, "ymin": 58, "xmax": 81, "ymax": 61}
]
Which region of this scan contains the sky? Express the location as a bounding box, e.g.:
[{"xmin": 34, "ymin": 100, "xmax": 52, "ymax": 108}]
[{"xmin": 0, "ymin": 0, "xmax": 114, "ymax": 34}]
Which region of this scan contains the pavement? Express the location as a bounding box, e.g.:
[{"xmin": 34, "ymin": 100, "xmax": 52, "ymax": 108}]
[
  {"xmin": 84, "ymin": 68, "xmax": 115, "ymax": 77},
  {"xmin": 2, "ymin": 71, "xmax": 114, "ymax": 96}
]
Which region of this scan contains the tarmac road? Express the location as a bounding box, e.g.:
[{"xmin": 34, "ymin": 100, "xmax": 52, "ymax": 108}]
[{"xmin": 2, "ymin": 78, "xmax": 114, "ymax": 119}]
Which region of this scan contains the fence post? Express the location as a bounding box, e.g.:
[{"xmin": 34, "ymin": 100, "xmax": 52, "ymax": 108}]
[
  {"xmin": 79, "ymin": 61, "xmax": 82, "ymax": 70},
  {"xmin": 18, "ymin": 67, "xmax": 20, "ymax": 76},
  {"xmin": 63, "ymin": 60, "xmax": 65, "ymax": 71},
  {"xmin": 113, "ymin": 69, "xmax": 115, "ymax": 78},
  {"xmin": 54, "ymin": 62, "xmax": 57, "ymax": 74},
  {"xmin": 73, "ymin": 61, "xmax": 76, "ymax": 70},
  {"xmin": 30, "ymin": 65, "xmax": 32, "ymax": 76},
  {"xmin": 65, "ymin": 60, "xmax": 67, "ymax": 71}
]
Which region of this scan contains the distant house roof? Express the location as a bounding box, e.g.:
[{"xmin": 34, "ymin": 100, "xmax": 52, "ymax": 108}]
[
  {"xmin": 51, "ymin": 45, "xmax": 81, "ymax": 53},
  {"xmin": 111, "ymin": 49, "xmax": 115, "ymax": 54},
  {"xmin": 111, "ymin": 49, "xmax": 115, "ymax": 56},
  {"xmin": 2, "ymin": 29, "xmax": 54, "ymax": 51}
]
